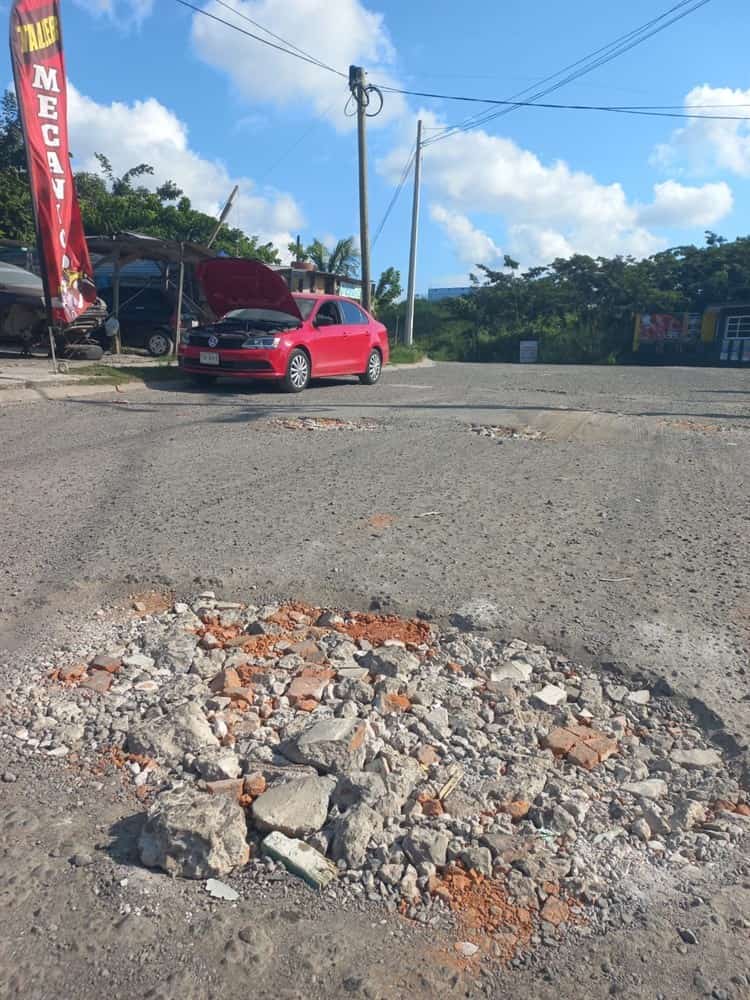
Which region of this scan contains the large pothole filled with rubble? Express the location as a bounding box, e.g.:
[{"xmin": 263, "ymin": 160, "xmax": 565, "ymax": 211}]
[{"xmin": 5, "ymin": 595, "xmax": 748, "ymax": 965}]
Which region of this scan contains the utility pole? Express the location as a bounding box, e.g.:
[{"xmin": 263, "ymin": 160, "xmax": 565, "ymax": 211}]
[
  {"xmin": 405, "ymin": 119, "xmax": 423, "ymax": 346},
  {"xmin": 207, "ymin": 185, "xmax": 239, "ymax": 249},
  {"xmin": 350, "ymin": 65, "xmax": 372, "ymax": 313}
]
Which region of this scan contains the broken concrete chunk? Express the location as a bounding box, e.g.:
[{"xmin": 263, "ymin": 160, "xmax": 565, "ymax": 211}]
[
  {"xmin": 670, "ymin": 748, "xmax": 722, "ymax": 770},
  {"xmin": 403, "ymin": 828, "xmax": 450, "ymax": 868},
  {"xmin": 138, "ymin": 787, "xmax": 249, "ymax": 878},
  {"xmin": 626, "ymin": 689, "xmax": 651, "ymax": 705},
  {"xmin": 330, "ymin": 803, "xmax": 383, "ymax": 867},
  {"xmin": 622, "ymin": 778, "xmax": 668, "ymax": 801},
  {"xmin": 193, "ymin": 749, "xmax": 242, "ymax": 782},
  {"xmin": 261, "ymin": 831, "xmax": 337, "ymax": 889},
  {"xmin": 491, "ymin": 660, "xmax": 532, "ymax": 684},
  {"xmin": 359, "ymin": 646, "xmax": 420, "ymax": 678},
  {"xmin": 532, "ymin": 684, "xmax": 567, "ymax": 709},
  {"xmin": 605, "ymin": 684, "xmax": 628, "ymax": 703},
  {"xmin": 128, "ymin": 703, "xmax": 219, "ymax": 762},
  {"xmin": 205, "ymin": 878, "xmax": 239, "ymax": 901},
  {"xmin": 280, "ymin": 717, "xmax": 367, "ymax": 774},
  {"xmin": 251, "ymin": 775, "xmax": 335, "ymax": 838},
  {"xmin": 671, "ymin": 798, "xmax": 707, "ymax": 830}
]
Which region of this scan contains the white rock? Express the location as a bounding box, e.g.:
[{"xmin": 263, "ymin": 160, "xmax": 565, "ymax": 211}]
[
  {"xmin": 626, "ymin": 690, "xmax": 650, "ymax": 705},
  {"xmin": 532, "ymin": 684, "xmax": 567, "ymax": 708},
  {"xmin": 205, "ymin": 878, "xmax": 239, "ymax": 901},
  {"xmin": 670, "ymin": 748, "xmax": 722, "ymax": 770},
  {"xmin": 622, "ymin": 779, "xmax": 668, "ymax": 800},
  {"xmin": 261, "ymin": 831, "xmax": 337, "ymax": 889}
]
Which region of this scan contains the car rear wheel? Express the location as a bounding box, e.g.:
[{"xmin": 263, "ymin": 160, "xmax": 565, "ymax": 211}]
[
  {"xmin": 282, "ymin": 349, "xmax": 310, "ymax": 393},
  {"xmin": 359, "ymin": 348, "xmax": 382, "ymax": 385},
  {"xmin": 147, "ymin": 330, "xmax": 173, "ymax": 357}
]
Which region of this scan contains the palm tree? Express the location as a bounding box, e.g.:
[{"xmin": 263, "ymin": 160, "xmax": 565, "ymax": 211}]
[{"xmin": 291, "ymin": 236, "xmax": 360, "ymax": 277}]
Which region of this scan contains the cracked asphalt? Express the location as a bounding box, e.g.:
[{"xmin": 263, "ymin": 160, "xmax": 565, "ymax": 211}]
[{"xmin": 1, "ymin": 360, "xmax": 748, "ymax": 735}]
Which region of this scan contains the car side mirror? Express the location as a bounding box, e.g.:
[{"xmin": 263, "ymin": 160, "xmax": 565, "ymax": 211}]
[{"xmin": 314, "ymin": 314, "xmax": 336, "ymax": 327}]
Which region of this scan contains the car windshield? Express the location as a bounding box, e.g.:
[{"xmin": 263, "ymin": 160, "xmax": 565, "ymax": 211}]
[
  {"xmin": 221, "ymin": 308, "xmax": 300, "ymax": 328},
  {"xmin": 293, "ymin": 297, "xmax": 316, "ymax": 320}
]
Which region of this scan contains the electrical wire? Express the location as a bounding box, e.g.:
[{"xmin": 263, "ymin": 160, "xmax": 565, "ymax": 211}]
[
  {"xmin": 372, "ymin": 148, "xmax": 416, "ymax": 247},
  {"xmin": 174, "ymin": 0, "xmax": 347, "ymax": 77},
  {"xmin": 412, "ymin": 0, "xmax": 715, "ymax": 145},
  {"xmin": 209, "ymin": 0, "xmax": 345, "ymax": 78},
  {"xmin": 373, "ymin": 90, "xmax": 750, "ymax": 122}
]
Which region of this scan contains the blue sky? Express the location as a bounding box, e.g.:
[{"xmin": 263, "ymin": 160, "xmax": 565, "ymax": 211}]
[{"xmin": 3, "ymin": 0, "xmax": 749, "ymax": 291}]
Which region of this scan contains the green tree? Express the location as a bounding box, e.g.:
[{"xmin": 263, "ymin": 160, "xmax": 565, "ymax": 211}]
[
  {"xmin": 288, "ymin": 235, "xmax": 360, "ymax": 276},
  {"xmin": 373, "ymin": 266, "xmax": 401, "ymax": 313}
]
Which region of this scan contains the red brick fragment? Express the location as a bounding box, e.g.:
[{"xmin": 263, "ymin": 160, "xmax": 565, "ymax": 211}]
[
  {"xmin": 296, "ymin": 698, "xmax": 319, "ymax": 712},
  {"xmin": 209, "ymin": 667, "xmax": 242, "ymax": 694},
  {"xmin": 567, "ymin": 742, "xmax": 599, "ymax": 770},
  {"xmin": 540, "ymin": 895, "xmax": 569, "ymax": 926},
  {"xmin": 89, "ymin": 654, "xmax": 121, "ymax": 674},
  {"xmin": 80, "ymin": 671, "xmax": 112, "ymax": 694},
  {"xmin": 543, "ymin": 725, "xmax": 618, "ymax": 770},
  {"xmin": 243, "ymin": 772, "xmax": 267, "ymax": 797},
  {"xmin": 417, "ymin": 745, "xmax": 439, "ymax": 767},
  {"xmin": 205, "ymin": 779, "xmax": 244, "ymax": 799},
  {"xmin": 382, "ymin": 692, "xmax": 411, "ymax": 714},
  {"xmin": 504, "ymin": 800, "xmax": 531, "ymax": 821},
  {"xmin": 421, "ymin": 798, "xmax": 444, "ymax": 817},
  {"xmin": 543, "ymin": 729, "xmax": 578, "ymax": 755},
  {"xmin": 287, "ymin": 667, "xmax": 334, "ymax": 704}
]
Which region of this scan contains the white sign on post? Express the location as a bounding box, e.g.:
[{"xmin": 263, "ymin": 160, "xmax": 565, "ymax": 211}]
[{"xmin": 519, "ymin": 340, "xmax": 539, "ymax": 363}]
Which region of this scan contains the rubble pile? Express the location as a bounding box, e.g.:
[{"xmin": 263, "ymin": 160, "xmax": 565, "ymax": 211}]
[
  {"xmin": 470, "ymin": 423, "xmax": 544, "ymax": 441},
  {"xmin": 3, "ymin": 595, "xmax": 748, "ymax": 960},
  {"xmin": 271, "ymin": 417, "xmax": 378, "ymax": 432}
]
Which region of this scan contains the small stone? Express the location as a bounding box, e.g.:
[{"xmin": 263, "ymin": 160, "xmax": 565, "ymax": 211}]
[
  {"xmin": 455, "ymin": 941, "xmax": 479, "ymax": 957},
  {"xmin": 540, "ymin": 896, "xmax": 569, "ymax": 926},
  {"xmin": 490, "ymin": 662, "xmax": 531, "ymax": 684},
  {"xmin": 243, "ymin": 772, "xmax": 267, "ymax": 798},
  {"xmin": 70, "ymin": 852, "xmax": 94, "ymax": 867},
  {"xmin": 359, "ymin": 647, "xmax": 420, "ymax": 678},
  {"xmin": 626, "ymin": 689, "xmax": 650, "ymax": 705},
  {"xmin": 261, "ymin": 831, "xmax": 337, "ymax": 889},
  {"xmin": 90, "ymin": 653, "xmax": 121, "ymax": 674},
  {"xmin": 1, "ymin": 772, "xmax": 17, "ymax": 783},
  {"xmin": 403, "ymin": 829, "xmax": 450, "ymax": 868},
  {"xmin": 606, "ymin": 684, "xmax": 628, "ymax": 703},
  {"xmin": 630, "ymin": 818, "xmax": 651, "ymax": 842},
  {"xmin": 678, "ymin": 927, "xmax": 698, "ymax": 945},
  {"xmin": 330, "ymin": 803, "xmax": 383, "ymax": 867},
  {"xmin": 416, "ymin": 745, "xmax": 439, "ymax": 767},
  {"xmin": 671, "ymin": 748, "xmax": 722, "ymax": 770},
  {"xmin": 532, "ymin": 684, "xmax": 566, "ymax": 708},
  {"xmin": 459, "ymin": 847, "xmax": 492, "ymax": 876},
  {"xmin": 80, "ymin": 671, "xmax": 113, "ymax": 695},
  {"xmin": 205, "ymin": 878, "xmax": 239, "ymax": 901},
  {"xmin": 622, "ymin": 779, "xmax": 668, "ymax": 801},
  {"xmin": 503, "ymin": 800, "xmax": 531, "ymax": 821}
]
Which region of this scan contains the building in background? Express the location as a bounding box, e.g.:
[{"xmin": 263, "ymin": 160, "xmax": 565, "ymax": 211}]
[
  {"xmin": 275, "ymin": 262, "xmax": 365, "ymax": 301},
  {"xmin": 427, "ymin": 286, "xmax": 475, "ymax": 302}
]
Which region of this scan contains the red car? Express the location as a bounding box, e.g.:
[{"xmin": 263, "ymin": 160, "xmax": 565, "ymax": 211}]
[{"xmin": 178, "ymin": 258, "xmax": 389, "ymax": 392}]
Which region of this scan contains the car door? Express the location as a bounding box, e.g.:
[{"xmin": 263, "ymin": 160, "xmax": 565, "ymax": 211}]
[
  {"xmin": 338, "ymin": 299, "xmax": 371, "ymax": 372},
  {"xmin": 310, "ymin": 300, "xmax": 346, "ymax": 374}
]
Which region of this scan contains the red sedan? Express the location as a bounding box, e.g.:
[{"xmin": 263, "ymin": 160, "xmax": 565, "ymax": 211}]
[{"xmin": 178, "ymin": 258, "xmax": 389, "ymax": 392}]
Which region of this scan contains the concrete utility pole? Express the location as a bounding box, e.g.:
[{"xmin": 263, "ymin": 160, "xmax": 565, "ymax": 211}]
[
  {"xmin": 350, "ymin": 65, "xmax": 372, "ymax": 313},
  {"xmin": 405, "ymin": 119, "xmax": 423, "ymax": 346}
]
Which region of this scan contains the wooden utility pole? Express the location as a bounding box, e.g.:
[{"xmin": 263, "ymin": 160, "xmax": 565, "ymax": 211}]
[
  {"xmin": 405, "ymin": 119, "xmax": 423, "ymax": 346},
  {"xmin": 350, "ymin": 65, "xmax": 372, "ymax": 312}
]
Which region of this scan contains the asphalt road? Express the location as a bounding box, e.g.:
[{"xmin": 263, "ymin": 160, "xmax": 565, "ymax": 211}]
[{"xmin": 1, "ymin": 360, "xmax": 748, "ymax": 735}]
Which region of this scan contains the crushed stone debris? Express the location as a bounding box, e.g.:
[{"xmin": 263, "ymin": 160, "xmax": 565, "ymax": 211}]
[
  {"xmin": 3, "ymin": 594, "xmax": 748, "ymax": 967},
  {"xmin": 470, "ymin": 423, "xmax": 544, "ymax": 441},
  {"xmin": 270, "ymin": 416, "xmax": 378, "ymax": 432}
]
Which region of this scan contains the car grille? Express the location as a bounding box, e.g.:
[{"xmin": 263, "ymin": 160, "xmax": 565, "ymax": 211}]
[
  {"xmin": 189, "ymin": 332, "xmax": 246, "ymax": 348},
  {"xmin": 183, "ymin": 358, "xmax": 274, "ymax": 372}
]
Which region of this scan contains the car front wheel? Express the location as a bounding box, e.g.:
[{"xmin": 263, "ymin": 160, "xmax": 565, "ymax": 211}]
[
  {"xmin": 359, "ymin": 348, "xmax": 382, "ymax": 385},
  {"xmin": 147, "ymin": 330, "xmax": 173, "ymax": 357},
  {"xmin": 282, "ymin": 349, "xmax": 310, "ymax": 393}
]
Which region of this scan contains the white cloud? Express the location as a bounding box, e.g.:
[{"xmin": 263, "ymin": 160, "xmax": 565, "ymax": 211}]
[
  {"xmin": 653, "ymin": 85, "xmax": 750, "ymax": 177},
  {"xmin": 637, "ymin": 180, "xmax": 733, "ymax": 227},
  {"xmin": 430, "ymin": 206, "xmax": 502, "ymax": 266},
  {"xmin": 67, "ymin": 85, "xmax": 303, "ymax": 252},
  {"xmin": 190, "ymin": 0, "xmax": 406, "ymax": 130},
  {"xmin": 74, "ymin": 0, "xmax": 154, "ymax": 27},
  {"xmin": 382, "ymin": 111, "xmax": 665, "ymax": 267}
]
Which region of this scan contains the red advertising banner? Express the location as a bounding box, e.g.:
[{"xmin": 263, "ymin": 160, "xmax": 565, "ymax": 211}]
[{"xmin": 9, "ymin": 0, "xmax": 95, "ymax": 326}]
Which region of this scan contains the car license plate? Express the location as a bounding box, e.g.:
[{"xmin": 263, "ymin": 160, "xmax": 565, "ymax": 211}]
[{"xmin": 199, "ymin": 351, "xmax": 220, "ymax": 366}]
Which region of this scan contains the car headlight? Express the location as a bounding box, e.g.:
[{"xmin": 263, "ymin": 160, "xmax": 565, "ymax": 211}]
[{"xmin": 242, "ymin": 335, "xmax": 280, "ymax": 349}]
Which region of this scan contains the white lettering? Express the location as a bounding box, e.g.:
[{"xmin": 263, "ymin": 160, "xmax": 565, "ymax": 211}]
[
  {"xmin": 51, "ymin": 177, "xmax": 65, "ymax": 200},
  {"xmin": 46, "ymin": 151, "xmax": 64, "ymax": 174},
  {"xmin": 37, "ymin": 94, "xmax": 58, "ymax": 120},
  {"xmin": 31, "ymin": 64, "xmax": 60, "ymax": 93},
  {"xmin": 62, "ymin": 254, "xmax": 70, "ymax": 269},
  {"xmin": 41, "ymin": 123, "xmax": 60, "ymax": 147},
  {"xmin": 58, "ymin": 228, "xmax": 66, "ymax": 249}
]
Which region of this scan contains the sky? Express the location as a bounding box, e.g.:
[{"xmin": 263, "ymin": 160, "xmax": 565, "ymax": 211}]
[{"xmin": 3, "ymin": 0, "xmax": 750, "ymax": 292}]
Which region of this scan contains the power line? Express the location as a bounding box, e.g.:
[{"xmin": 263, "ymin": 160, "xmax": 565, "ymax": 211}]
[
  {"xmin": 372, "ymin": 147, "xmax": 416, "ymax": 247},
  {"xmin": 417, "ymin": 0, "xmax": 715, "ymax": 145},
  {"xmin": 209, "ymin": 0, "xmax": 345, "ymax": 77},
  {"xmin": 174, "ymin": 0, "xmax": 347, "ymax": 77},
  {"xmin": 374, "ymin": 89, "xmax": 750, "ymax": 122}
]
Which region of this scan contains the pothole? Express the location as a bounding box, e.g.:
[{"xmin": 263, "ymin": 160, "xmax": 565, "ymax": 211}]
[
  {"xmin": 470, "ymin": 423, "xmax": 544, "ymax": 441},
  {"xmin": 270, "ymin": 416, "xmax": 378, "ymax": 432}
]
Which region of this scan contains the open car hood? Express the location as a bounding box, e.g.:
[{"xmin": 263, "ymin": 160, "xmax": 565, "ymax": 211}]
[{"xmin": 196, "ymin": 258, "xmax": 302, "ymax": 321}]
